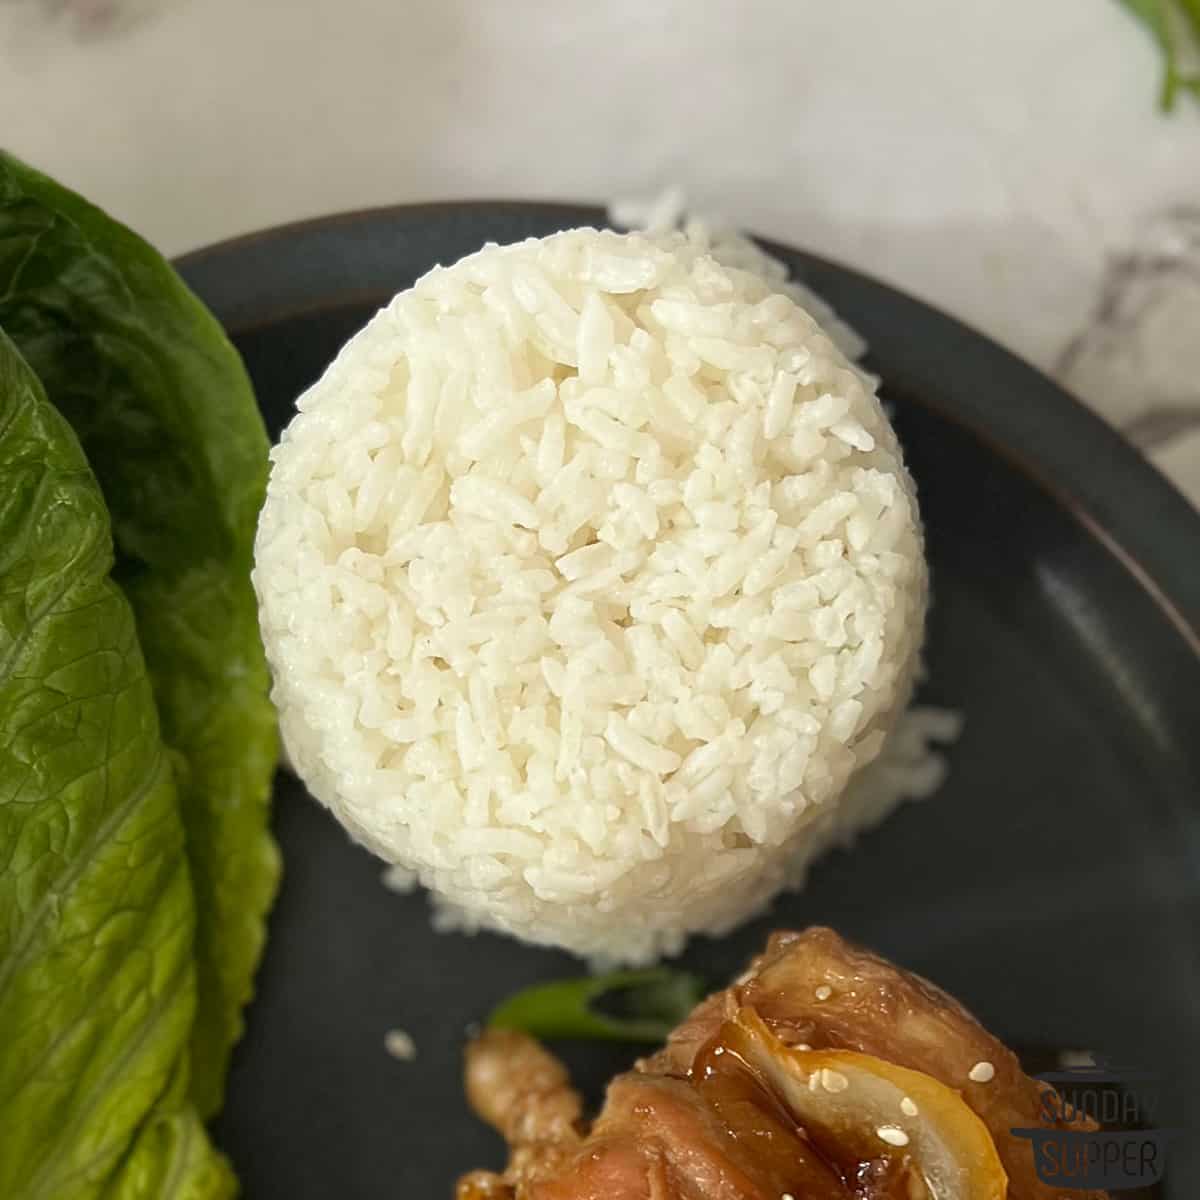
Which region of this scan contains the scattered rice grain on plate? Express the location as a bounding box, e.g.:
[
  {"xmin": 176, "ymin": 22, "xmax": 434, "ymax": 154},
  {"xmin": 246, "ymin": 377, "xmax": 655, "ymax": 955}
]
[
  {"xmin": 382, "ymin": 863, "xmax": 420, "ymax": 894},
  {"xmin": 384, "ymin": 1029, "xmax": 417, "ymax": 1061}
]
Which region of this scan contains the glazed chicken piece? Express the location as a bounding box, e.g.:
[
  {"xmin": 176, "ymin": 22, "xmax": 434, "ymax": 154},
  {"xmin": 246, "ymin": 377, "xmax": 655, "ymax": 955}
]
[
  {"xmin": 457, "ymin": 1030, "xmax": 584, "ymax": 1199},
  {"xmin": 458, "ymin": 928, "xmax": 1102, "ymax": 1200}
]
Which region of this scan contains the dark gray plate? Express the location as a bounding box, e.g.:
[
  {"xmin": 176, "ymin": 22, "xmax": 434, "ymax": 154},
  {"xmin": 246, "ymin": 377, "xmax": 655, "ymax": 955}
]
[{"xmin": 178, "ymin": 204, "xmax": 1200, "ymax": 1198}]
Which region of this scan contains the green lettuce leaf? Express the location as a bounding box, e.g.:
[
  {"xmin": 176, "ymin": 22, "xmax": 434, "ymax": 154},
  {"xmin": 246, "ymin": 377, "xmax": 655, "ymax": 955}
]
[
  {"xmin": 0, "ymin": 151, "xmax": 279, "ymax": 1116},
  {"xmin": 0, "ymin": 330, "xmax": 233, "ymax": 1199}
]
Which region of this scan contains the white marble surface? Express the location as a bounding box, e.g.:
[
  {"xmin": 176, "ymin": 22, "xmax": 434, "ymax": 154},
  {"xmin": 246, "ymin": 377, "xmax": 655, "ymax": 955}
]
[{"xmin": 2, "ymin": 0, "xmax": 1199, "ymax": 499}]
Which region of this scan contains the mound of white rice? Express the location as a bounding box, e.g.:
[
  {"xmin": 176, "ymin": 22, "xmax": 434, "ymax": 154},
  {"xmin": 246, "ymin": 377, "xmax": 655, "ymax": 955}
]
[{"xmin": 254, "ymin": 224, "xmax": 929, "ymax": 963}]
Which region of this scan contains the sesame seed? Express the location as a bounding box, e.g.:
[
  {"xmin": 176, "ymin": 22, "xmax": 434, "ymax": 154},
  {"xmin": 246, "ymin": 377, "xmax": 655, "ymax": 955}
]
[
  {"xmin": 808, "ymin": 1072, "xmax": 821, "ymax": 1093},
  {"xmin": 968, "ymin": 1061, "xmax": 996, "ymax": 1083},
  {"xmin": 796, "ymin": 1042, "xmax": 813, "ymax": 1051},
  {"xmin": 815, "ymin": 985, "xmax": 833, "ymax": 1000},
  {"xmin": 782, "ymin": 1194, "xmax": 796, "ymax": 1200},
  {"xmin": 900, "ymin": 1097, "xmax": 919, "ymax": 1117},
  {"xmin": 384, "ymin": 1029, "xmax": 417, "ymax": 1061},
  {"xmin": 820, "ymin": 1068, "xmax": 849, "ymax": 1093},
  {"xmin": 713, "ymin": 1046, "xmax": 725, "ymax": 1056},
  {"xmin": 877, "ymin": 1125, "xmax": 910, "ymax": 1147}
]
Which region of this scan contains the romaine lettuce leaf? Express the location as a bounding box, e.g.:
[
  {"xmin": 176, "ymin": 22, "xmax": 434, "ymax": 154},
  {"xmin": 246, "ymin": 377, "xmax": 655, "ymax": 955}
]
[
  {"xmin": 0, "ymin": 330, "xmax": 233, "ymax": 1199},
  {"xmin": 0, "ymin": 151, "xmax": 279, "ymax": 1117}
]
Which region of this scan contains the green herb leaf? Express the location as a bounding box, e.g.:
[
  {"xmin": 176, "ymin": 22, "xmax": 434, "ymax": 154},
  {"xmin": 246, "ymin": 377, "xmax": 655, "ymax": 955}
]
[
  {"xmin": 0, "ymin": 151, "xmax": 279, "ymax": 1117},
  {"xmin": 488, "ymin": 969, "xmax": 707, "ymax": 1043},
  {"xmin": 0, "ymin": 331, "xmax": 231, "ymax": 1198},
  {"xmin": 1116, "ymin": 0, "xmax": 1200, "ymax": 109}
]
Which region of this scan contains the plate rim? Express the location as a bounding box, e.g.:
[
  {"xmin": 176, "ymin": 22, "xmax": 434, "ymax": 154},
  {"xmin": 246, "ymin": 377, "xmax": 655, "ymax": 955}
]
[{"xmin": 175, "ymin": 199, "xmax": 1200, "ymax": 661}]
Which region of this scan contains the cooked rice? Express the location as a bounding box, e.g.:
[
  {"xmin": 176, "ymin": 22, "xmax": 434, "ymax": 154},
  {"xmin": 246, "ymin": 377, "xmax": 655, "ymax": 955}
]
[
  {"xmin": 254, "ymin": 223, "xmax": 929, "ymax": 963},
  {"xmin": 609, "ymin": 190, "xmax": 867, "ymax": 363}
]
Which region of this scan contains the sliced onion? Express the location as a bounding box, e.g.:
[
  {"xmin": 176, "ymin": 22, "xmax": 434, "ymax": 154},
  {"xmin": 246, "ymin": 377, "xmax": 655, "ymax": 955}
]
[{"xmin": 723, "ymin": 1007, "xmax": 1008, "ymax": 1200}]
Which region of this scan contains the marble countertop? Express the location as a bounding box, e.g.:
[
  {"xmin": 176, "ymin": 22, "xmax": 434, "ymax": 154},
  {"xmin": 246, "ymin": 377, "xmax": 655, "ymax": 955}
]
[{"xmin": 2, "ymin": 0, "xmax": 1198, "ymax": 504}]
